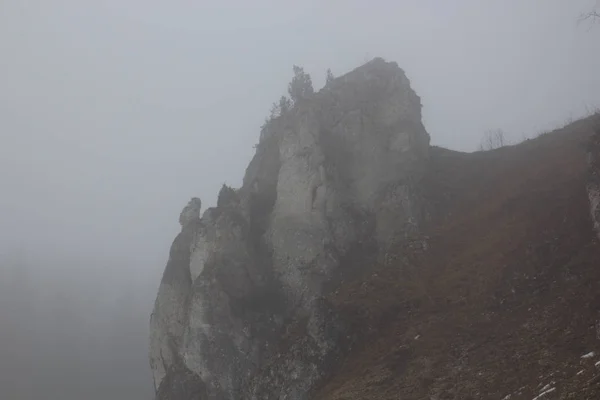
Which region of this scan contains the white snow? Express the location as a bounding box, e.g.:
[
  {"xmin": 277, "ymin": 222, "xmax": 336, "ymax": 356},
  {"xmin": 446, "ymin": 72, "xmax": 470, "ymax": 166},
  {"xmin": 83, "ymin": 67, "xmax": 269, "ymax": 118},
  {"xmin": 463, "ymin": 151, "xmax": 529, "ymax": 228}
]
[
  {"xmin": 532, "ymin": 387, "xmax": 555, "ymax": 400},
  {"xmin": 581, "ymin": 351, "xmax": 595, "ymax": 359},
  {"xmin": 539, "ymin": 383, "xmax": 551, "ymax": 392}
]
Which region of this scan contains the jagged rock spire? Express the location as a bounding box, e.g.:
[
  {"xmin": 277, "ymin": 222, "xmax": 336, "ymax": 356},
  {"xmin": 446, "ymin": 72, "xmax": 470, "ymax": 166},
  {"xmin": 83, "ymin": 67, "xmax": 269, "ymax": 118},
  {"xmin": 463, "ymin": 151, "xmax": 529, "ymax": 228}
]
[{"xmin": 178, "ymin": 197, "xmax": 202, "ymax": 227}]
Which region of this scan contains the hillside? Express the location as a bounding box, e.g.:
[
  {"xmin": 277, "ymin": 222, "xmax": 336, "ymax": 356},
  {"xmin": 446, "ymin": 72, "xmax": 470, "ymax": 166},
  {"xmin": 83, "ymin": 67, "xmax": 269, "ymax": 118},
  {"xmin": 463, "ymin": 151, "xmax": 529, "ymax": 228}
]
[
  {"xmin": 148, "ymin": 57, "xmax": 600, "ymax": 400},
  {"xmin": 318, "ymin": 115, "xmax": 600, "ymax": 399}
]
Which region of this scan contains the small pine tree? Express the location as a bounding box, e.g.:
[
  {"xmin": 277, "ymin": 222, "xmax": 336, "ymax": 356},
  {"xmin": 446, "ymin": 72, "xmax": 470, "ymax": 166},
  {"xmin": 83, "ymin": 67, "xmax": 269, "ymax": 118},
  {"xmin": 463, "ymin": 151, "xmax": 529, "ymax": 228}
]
[
  {"xmin": 269, "ymin": 96, "xmax": 292, "ymax": 120},
  {"xmin": 217, "ymin": 184, "xmax": 238, "ymax": 208},
  {"xmin": 279, "ymin": 96, "xmax": 292, "ymax": 114},
  {"xmin": 325, "ymin": 68, "xmax": 335, "ymax": 85},
  {"xmin": 269, "ymin": 102, "xmax": 281, "ymax": 119},
  {"xmin": 259, "ymin": 117, "xmax": 271, "ymax": 143},
  {"xmin": 288, "ymin": 65, "xmax": 314, "ymax": 103}
]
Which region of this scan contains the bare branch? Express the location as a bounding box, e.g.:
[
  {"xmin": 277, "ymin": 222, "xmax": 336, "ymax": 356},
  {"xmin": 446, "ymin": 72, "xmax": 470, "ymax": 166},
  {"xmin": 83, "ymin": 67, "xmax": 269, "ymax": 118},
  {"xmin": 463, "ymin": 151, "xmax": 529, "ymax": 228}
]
[
  {"xmin": 578, "ymin": 10, "xmax": 600, "ymax": 23},
  {"xmin": 578, "ymin": 2, "xmax": 600, "ymax": 27},
  {"xmin": 479, "ymin": 129, "xmax": 508, "ymax": 151}
]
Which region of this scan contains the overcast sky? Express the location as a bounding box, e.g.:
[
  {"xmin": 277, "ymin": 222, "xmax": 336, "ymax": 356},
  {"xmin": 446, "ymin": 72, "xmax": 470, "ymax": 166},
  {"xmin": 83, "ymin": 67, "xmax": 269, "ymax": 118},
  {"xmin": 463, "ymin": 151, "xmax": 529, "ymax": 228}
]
[{"xmin": 1, "ymin": 0, "xmax": 599, "ymax": 284}]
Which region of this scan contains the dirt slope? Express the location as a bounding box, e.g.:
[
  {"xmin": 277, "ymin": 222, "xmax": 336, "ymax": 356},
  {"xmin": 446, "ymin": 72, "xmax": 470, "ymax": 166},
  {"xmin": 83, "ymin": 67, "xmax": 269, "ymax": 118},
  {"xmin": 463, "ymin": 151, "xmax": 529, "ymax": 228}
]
[{"xmin": 316, "ymin": 115, "xmax": 600, "ymax": 399}]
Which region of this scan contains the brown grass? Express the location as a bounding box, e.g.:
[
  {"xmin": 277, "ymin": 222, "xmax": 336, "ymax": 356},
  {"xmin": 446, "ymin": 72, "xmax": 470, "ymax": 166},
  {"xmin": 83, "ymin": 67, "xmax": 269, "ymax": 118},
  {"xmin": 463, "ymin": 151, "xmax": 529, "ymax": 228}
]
[{"xmin": 315, "ymin": 114, "xmax": 600, "ymax": 399}]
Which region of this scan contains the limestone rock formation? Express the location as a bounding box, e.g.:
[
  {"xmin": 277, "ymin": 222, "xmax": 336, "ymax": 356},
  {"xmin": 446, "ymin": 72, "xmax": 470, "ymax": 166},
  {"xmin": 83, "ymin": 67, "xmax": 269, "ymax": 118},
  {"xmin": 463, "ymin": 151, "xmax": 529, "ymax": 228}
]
[
  {"xmin": 149, "ymin": 57, "xmax": 431, "ymax": 399},
  {"xmin": 179, "ymin": 197, "xmax": 202, "ymax": 227},
  {"xmin": 587, "ymin": 128, "xmax": 600, "ymax": 238}
]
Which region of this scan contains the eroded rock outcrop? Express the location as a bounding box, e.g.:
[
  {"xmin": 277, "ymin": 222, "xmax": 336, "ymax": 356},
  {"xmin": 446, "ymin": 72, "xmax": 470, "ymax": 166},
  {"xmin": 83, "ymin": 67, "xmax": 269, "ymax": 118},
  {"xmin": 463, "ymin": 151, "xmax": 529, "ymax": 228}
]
[
  {"xmin": 587, "ymin": 128, "xmax": 600, "ymax": 238},
  {"xmin": 179, "ymin": 197, "xmax": 202, "ymax": 227},
  {"xmin": 149, "ymin": 57, "xmax": 431, "ymax": 399}
]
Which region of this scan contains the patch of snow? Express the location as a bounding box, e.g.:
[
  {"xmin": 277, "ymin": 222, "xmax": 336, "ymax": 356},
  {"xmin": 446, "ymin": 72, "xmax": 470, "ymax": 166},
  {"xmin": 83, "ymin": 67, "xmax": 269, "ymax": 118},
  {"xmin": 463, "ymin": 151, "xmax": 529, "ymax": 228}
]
[
  {"xmin": 581, "ymin": 351, "xmax": 595, "ymax": 359},
  {"xmin": 539, "ymin": 384, "xmax": 551, "ymax": 392},
  {"xmin": 502, "ymin": 394, "xmax": 512, "ymax": 400},
  {"xmin": 595, "ymin": 360, "xmax": 600, "ymax": 367},
  {"xmin": 532, "ymin": 387, "xmax": 555, "ymax": 400},
  {"xmin": 577, "ymin": 370, "xmax": 584, "ymax": 375}
]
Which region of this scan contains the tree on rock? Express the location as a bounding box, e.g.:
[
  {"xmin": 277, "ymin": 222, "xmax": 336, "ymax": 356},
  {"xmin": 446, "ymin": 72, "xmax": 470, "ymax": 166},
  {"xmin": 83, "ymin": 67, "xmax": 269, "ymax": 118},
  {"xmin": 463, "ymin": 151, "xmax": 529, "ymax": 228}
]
[
  {"xmin": 325, "ymin": 68, "xmax": 335, "ymax": 86},
  {"xmin": 279, "ymin": 95, "xmax": 292, "ymax": 114},
  {"xmin": 217, "ymin": 184, "xmax": 238, "ymax": 208},
  {"xmin": 269, "ymin": 102, "xmax": 280, "ymax": 120},
  {"xmin": 288, "ymin": 65, "xmax": 314, "ymax": 103},
  {"xmin": 478, "ymin": 129, "xmax": 507, "ymax": 151},
  {"xmin": 268, "ymin": 96, "xmax": 292, "ymax": 120}
]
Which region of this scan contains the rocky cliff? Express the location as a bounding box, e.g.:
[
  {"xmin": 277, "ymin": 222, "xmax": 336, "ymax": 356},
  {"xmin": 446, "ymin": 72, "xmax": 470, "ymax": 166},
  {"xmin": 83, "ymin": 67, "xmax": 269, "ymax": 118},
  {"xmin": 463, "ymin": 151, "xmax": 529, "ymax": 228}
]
[
  {"xmin": 587, "ymin": 129, "xmax": 600, "ymax": 239},
  {"xmin": 149, "ymin": 58, "xmax": 431, "ymax": 399},
  {"xmin": 149, "ymin": 57, "xmax": 600, "ymax": 399}
]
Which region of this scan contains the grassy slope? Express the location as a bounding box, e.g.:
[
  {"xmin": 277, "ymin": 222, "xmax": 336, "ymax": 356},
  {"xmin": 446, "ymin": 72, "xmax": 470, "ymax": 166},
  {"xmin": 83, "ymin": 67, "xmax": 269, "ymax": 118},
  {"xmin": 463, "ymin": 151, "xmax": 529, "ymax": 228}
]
[{"xmin": 316, "ymin": 115, "xmax": 600, "ymax": 399}]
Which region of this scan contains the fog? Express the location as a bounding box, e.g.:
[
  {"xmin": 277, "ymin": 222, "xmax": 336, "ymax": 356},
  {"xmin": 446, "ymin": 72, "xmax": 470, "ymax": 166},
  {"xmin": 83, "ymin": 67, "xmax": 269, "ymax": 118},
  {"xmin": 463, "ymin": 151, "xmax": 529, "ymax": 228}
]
[{"xmin": 1, "ymin": 1, "xmax": 599, "ymax": 399}]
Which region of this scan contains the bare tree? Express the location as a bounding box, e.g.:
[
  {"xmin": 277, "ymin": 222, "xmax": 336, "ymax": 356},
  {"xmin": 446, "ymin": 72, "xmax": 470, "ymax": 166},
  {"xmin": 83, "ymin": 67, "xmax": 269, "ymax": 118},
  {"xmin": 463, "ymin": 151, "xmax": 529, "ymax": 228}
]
[
  {"xmin": 478, "ymin": 129, "xmax": 507, "ymax": 151},
  {"xmin": 578, "ymin": 2, "xmax": 600, "ymax": 26}
]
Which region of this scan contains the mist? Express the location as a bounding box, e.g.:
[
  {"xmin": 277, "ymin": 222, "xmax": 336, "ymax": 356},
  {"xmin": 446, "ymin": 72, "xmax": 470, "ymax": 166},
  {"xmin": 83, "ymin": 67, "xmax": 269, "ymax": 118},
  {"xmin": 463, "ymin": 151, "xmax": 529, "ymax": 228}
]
[{"xmin": 1, "ymin": 1, "xmax": 599, "ymax": 399}]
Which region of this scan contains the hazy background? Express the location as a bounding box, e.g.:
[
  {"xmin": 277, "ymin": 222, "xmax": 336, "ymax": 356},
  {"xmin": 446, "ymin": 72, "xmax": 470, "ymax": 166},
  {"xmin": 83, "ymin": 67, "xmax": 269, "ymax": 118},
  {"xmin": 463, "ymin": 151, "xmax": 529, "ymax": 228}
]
[{"xmin": 1, "ymin": 1, "xmax": 599, "ymax": 399}]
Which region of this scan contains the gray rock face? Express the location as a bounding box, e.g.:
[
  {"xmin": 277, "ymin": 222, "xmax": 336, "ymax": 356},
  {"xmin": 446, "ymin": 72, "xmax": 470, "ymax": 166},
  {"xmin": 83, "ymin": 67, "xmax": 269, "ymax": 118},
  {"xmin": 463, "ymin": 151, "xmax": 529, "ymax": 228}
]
[
  {"xmin": 149, "ymin": 58, "xmax": 431, "ymax": 399},
  {"xmin": 179, "ymin": 197, "xmax": 202, "ymax": 227},
  {"xmin": 587, "ymin": 129, "xmax": 600, "ymax": 239}
]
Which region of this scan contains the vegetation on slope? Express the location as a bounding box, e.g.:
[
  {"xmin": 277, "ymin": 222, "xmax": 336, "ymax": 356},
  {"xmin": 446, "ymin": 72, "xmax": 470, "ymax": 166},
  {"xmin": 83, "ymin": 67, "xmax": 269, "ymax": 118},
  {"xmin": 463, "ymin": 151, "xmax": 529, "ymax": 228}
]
[{"xmin": 316, "ymin": 115, "xmax": 600, "ymax": 399}]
